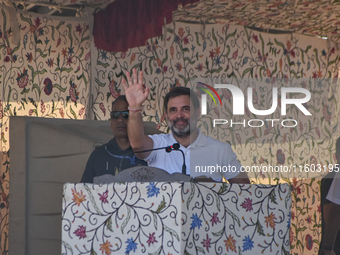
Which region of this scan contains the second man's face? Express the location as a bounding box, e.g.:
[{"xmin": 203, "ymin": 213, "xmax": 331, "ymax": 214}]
[{"xmin": 111, "ymin": 100, "xmax": 129, "ymax": 138}]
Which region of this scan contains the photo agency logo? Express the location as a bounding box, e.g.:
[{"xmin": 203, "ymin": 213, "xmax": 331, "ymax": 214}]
[{"xmin": 198, "ymin": 81, "xmax": 312, "ymax": 128}]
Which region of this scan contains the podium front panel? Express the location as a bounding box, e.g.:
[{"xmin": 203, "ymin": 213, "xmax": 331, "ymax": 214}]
[{"xmin": 62, "ymin": 182, "xmax": 291, "ymax": 254}]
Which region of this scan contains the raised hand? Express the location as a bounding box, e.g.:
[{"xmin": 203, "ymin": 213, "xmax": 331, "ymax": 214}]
[{"xmin": 122, "ymin": 68, "xmax": 149, "ymax": 109}]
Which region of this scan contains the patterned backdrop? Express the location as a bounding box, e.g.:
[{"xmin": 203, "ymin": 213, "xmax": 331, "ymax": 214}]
[{"xmin": 1, "ymin": 4, "xmax": 340, "ymax": 255}]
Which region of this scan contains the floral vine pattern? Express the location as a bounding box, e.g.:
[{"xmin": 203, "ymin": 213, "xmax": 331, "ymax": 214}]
[
  {"xmin": 92, "ymin": 22, "xmax": 339, "ymax": 255},
  {"xmin": 62, "ymin": 182, "xmax": 291, "ymax": 254},
  {"xmin": 0, "ymin": 5, "xmax": 339, "ymax": 255},
  {"xmin": 0, "ymin": 6, "xmax": 90, "ymax": 254}
]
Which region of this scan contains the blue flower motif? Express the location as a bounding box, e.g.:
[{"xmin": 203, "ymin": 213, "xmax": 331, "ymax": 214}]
[
  {"xmin": 125, "ymin": 238, "xmax": 137, "ymax": 254},
  {"xmin": 146, "ymin": 183, "xmax": 160, "ymax": 198},
  {"xmin": 287, "ymin": 212, "xmax": 291, "ymax": 228},
  {"xmin": 242, "ymin": 235, "xmax": 254, "ymax": 252},
  {"xmin": 68, "ymin": 46, "xmax": 74, "ymax": 56},
  {"xmin": 190, "ymin": 213, "xmax": 202, "ymax": 230}
]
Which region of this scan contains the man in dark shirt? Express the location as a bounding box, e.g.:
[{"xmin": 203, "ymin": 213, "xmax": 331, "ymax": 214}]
[{"xmin": 81, "ymin": 95, "xmax": 147, "ymax": 183}]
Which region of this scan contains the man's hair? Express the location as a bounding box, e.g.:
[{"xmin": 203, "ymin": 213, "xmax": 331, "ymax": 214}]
[
  {"xmin": 164, "ymin": 87, "xmax": 200, "ymax": 112},
  {"xmin": 111, "ymin": 95, "xmax": 127, "ymax": 109}
]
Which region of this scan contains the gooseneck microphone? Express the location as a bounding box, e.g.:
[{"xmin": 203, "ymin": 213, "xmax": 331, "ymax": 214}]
[
  {"xmin": 169, "ymin": 143, "xmax": 186, "ymax": 175},
  {"xmin": 118, "ymin": 143, "xmax": 186, "ymax": 173}
]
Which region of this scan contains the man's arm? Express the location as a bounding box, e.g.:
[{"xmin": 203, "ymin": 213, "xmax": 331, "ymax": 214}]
[
  {"xmin": 228, "ymin": 172, "xmax": 251, "ymax": 184},
  {"xmin": 122, "ymin": 69, "xmax": 153, "ymax": 159}
]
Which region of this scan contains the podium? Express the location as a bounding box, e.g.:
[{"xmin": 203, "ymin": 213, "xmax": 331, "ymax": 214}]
[{"xmin": 62, "ymin": 182, "xmax": 291, "ymax": 254}]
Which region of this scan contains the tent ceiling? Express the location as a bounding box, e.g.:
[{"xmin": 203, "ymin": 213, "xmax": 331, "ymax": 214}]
[{"xmin": 4, "ymin": 0, "xmax": 340, "ymax": 41}]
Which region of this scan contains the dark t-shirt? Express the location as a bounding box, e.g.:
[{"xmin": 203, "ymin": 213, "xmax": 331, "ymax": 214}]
[{"xmin": 81, "ymin": 138, "xmax": 147, "ymax": 183}]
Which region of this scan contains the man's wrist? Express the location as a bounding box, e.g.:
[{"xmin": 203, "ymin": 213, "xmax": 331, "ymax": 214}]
[{"xmin": 128, "ymin": 105, "xmax": 144, "ymax": 113}]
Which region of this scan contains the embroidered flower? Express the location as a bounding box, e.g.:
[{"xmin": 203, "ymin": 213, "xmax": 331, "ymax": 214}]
[
  {"xmin": 72, "ymin": 188, "xmax": 86, "ymax": 206},
  {"xmin": 305, "ymin": 234, "xmax": 313, "ymax": 250},
  {"xmin": 264, "ymin": 212, "xmax": 277, "ymax": 229},
  {"xmin": 43, "ymin": 78, "xmax": 53, "ymax": 95},
  {"xmin": 224, "ymin": 234, "xmax": 237, "ymax": 252},
  {"xmin": 242, "ymin": 235, "xmax": 254, "ymax": 252},
  {"xmin": 99, "ymin": 190, "xmax": 109, "ymax": 204},
  {"xmin": 146, "ymin": 232, "xmax": 157, "ymax": 247},
  {"xmin": 210, "ymin": 212, "xmax": 221, "ymax": 226},
  {"xmin": 241, "ymin": 198, "xmax": 253, "ymax": 212},
  {"xmin": 146, "ymin": 182, "xmax": 160, "ymax": 198},
  {"xmin": 201, "ymin": 234, "xmax": 211, "ymax": 252},
  {"xmin": 74, "ymin": 225, "xmax": 86, "ymax": 239},
  {"xmin": 190, "ymin": 213, "xmax": 202, "ymax": 229},
  {"xmin": 125, "ymin": 238, "xmax": 137, "ymax": 254},
  {"xmin": 100, "ymin": 240, "xmax": 113, "ymax": 255},
  {"xmin": 16, "ymin": 68, "xmax": 29, "ymax": 88}
]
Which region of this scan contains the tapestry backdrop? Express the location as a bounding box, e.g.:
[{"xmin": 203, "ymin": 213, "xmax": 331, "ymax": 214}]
[{"xmin": 1, "ymin": 5, "xmax": 339, "ymax": 255}]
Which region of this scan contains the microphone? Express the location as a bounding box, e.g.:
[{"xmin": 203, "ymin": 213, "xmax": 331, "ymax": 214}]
[
  {"xmin": 170, "ymin": 143, "xmax": 186, "ymax": 175},
  {"xmin": 118, "ymin": 143, "xmax": 181, "ymax": 171}
]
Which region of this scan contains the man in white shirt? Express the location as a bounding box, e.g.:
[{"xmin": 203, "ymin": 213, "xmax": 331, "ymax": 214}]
[{"xmin": 122, "ymin": 68, "xmax": 249, "ymax": 183}]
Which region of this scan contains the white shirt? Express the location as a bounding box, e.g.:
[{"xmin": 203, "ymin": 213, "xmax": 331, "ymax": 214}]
[
  {"xmin": 326, "ymin": 171, "xmax": 340, "ymax": 205},
  {"xmin": 145, "ymin": 129, "xmax": 242, "ymax": 181}
]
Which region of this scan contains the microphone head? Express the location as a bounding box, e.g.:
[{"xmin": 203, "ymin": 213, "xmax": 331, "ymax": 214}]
[
  {"xmin": 165, "ymin": 146, "xmax": 172, "ymax": 153},
  {"xmin": 172, "ymin": 143, "xmax": 180, "ymax": 150}
]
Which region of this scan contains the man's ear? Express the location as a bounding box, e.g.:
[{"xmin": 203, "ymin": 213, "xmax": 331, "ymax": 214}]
[{"xmin": 195, "ymin": 107, "xmax": 201, "ymax": 119}]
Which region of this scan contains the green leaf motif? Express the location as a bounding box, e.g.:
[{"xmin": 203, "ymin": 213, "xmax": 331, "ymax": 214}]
[
  {"xmin": 70, "ymin": 106, "xmax": 77, "ymax": 119},
  {"xmin": 83, "ymin": 184, "xmax": 102, "ymax": 215},
  {"xmin": 155, "ymin": 196, "xmax": 167, "ymax": 213},
  {"xmin": 53, "ymin": 84, "xmax": 67, "ymax": 92},
  {"xmin": 225, "ymin": 206, "xmax": 241, "ymax": 227},
  {"xmin": 62, "ymin": 241, "xmax": 74, "ymax": 255},
  {"xmin": 186, "ymin": 183, "xmax": 195, "ymax": 210},
  {"xmin": 256, "ymin": 220, "xmax": 265, "ymax": 236},
  {"xmin": 105, "ymin": 216, "xmax": 113, "ymax": 232},
  {"xmin": 121, "ymin": 205, "xmax": 131, "ymax": 234},
  {"xmin": 163, "ymin": 225, "xmax": 180, "ymax": 242},
  {"xmin": 269, "ymin": 190, "xmax": 278, "ymax": 204}
]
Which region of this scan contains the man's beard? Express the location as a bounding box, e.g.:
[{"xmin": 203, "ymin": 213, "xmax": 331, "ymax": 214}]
[{"xmin": 167, "ymin": 117, "xmax": 196, "ymax": 137}]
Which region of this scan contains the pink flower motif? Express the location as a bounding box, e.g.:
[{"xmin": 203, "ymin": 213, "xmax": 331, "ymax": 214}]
[
  {"xmin": 79, "ymin": 107, "xmax": 85, "ymax": 117},
  {"xmin": 16, "ymin": 68, "xmax": 29, "ymax": 88},
  {"xmin": 99, "ymin": 190, "xmax": 109, "ymax": 204},
  {"xmin": 241, "ymin": 198, "xmax": 253, "ymax": 212},
  {"xmin": 40, "ymin": 100, "xmax": 46, "ymax": 114},
  {"xmin": 74, "ymin": 225, "xmax": 86, "ymax": 239},
  {"xmin": 59, "ymin": 107, "xmax": 64, "ymax": 118},
  {"xmin": 305, "ymin": 215, "xmax": 312, "ymax": 224},
  {"xmin": 0, "ymin": 100, "xmax": 3, "ymax": 119},
  {"xmin": 99, "ymin": 102, "xmax": 106, "ymax": 116},
  {"xmin": 210, "ymin": 212, "xmax": 221, "ymax": 226},
  {"xmin": 201, "ymin": 234, "xmax": 211, "ymax": 252},
  {"xmin": 146, "ymin": 232, "xmax": 158, "ymax": 247},
  {"xmin": 305, "ymin": 234, "xmax": 313, "ymax": 250}
]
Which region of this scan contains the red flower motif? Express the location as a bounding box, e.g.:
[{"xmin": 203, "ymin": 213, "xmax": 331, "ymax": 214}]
[
  {"xmin": 79, "ymin": 107, "xmax": 85, "ymax": 117},
  {"xmin": 146, "ymin": 232, "xmax": 158, "ymax": 247},
  {"xmin": 43, "ymin": 78, "xmax": 53, "ymax": 95},
  {"xmin": 40, "ymin": 100, "xmax": 46, "ymax": 114},
  {"xmin": 305, "ymin": 234, "xmax": 313, "ymax": 250},
  {"xmin": 16, "ymin": 68, "xmax": 29, "ymax": 88},
  {"xmin": 305, "ymin": 215, "xmax": 312, "ymax": 224},
  {"xmin": 99, "ymin": 103, "xmax": 106, "ymax": 116},
  {"xmin": 109, "ymin": 80, "xmax": 120, "ymax": 99},
  {"xmin": 0, "ymin": 100, "xmax": 3, "ymax": 119},
  {"xmin": 59, "ymin": 107, "xmax": 64, "ymax": 118},
  {"xmin": 210, "ymin": 212, "xmax": 221, "ymax": 226},
  {"xmin": 201, "ymin": 234, "xmax": 211, "ymax": 252},
  {"xmin": 241, "ymin": 198, "xmax": 253, "ymax": 212},
  {"xmin": 99, "ymin": 190, "xmax": 109, "ymax": 204},
  {"xmin": 276, "ymin": 149, "xmax": 285, "ymax": 165},
  {"xmin": 74, "ymin": 225, "xmax": 86, "ymax": 239}
]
